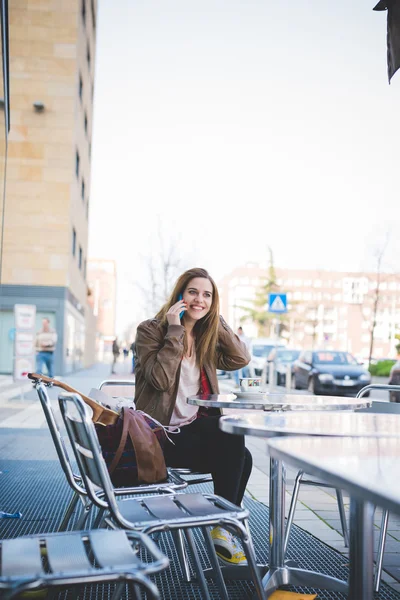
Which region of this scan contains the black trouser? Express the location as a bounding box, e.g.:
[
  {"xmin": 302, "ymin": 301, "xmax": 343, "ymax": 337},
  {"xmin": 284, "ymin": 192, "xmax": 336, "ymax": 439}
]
[{"xmin": 164, "ymin": 415, "xmax": 252, "ymax": 506}]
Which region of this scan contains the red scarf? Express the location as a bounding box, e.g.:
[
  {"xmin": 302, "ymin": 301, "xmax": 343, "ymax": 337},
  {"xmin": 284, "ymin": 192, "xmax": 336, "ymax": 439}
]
[
  {"xmin": 200, "ymin": 367, "xmax": 212, "ymax": 395},
  {"xmin": 197, "ymin": 367, "xmax": 213, "ymax": 419}
]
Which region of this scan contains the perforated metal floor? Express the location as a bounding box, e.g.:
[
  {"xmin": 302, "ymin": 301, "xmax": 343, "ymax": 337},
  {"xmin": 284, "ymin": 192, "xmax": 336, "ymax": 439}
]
[{"xmin": 1, "ymin": 456, "xmax": 400, "ymax": 599}]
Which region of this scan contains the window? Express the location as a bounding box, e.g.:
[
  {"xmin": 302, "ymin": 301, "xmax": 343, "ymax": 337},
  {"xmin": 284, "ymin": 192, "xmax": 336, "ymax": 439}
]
[
  {"xmin": 87, "ymin": 43, "xmax": 91, "ymax": 69},
  {"xmin": 84, "ymin": 112, "xmax": 88, "ymax": 133},
  {"xmin": 81, "ymin": 0, "xmax": 86, "ymax": 24},
  {"xmin": 81, "ymin": 178, "xmax": 85, "ymax": 201},
  {"xmin": 79, "ymin": 74, "xmax": 83, "ymax": 101},
  {"xmin": 72, "ymin": 228, "xmax": 76, "ymax": 256},
  {"xmin": 79, "ymin": 246, "xmax": 83, "ymax": 270},
  {"xmin": 75, "ymin": 150, "xmax": 80, "ymax": 178}
]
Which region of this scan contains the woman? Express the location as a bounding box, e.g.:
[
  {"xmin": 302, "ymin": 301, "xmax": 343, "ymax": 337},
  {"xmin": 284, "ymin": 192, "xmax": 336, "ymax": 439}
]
[{"xmin": 135, "ymin": 267, "xmax": 252, "ymax": 565}]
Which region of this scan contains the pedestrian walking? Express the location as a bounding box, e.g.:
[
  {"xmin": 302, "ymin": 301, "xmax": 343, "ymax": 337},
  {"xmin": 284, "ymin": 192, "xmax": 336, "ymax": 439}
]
[
  {"xmin": 36, "ymin": 317, "xmax": 57, "ymax": 378},
  {"xmin": 111, "ymin": 338, "xmax": 119, "ymax": 374},
  {"xmin": 134, "ymin": 267, "xmax": 252, "ymax": 565}
]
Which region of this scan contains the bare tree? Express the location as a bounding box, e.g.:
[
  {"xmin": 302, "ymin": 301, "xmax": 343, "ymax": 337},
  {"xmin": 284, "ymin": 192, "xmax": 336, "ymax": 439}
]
[
  {"xmin": 136, "ymin": 223, "xmax": 187, "ymax": 315},
  {"xmin": 368, "ymin": 233, "xmax": 390, "ymax": 365}
]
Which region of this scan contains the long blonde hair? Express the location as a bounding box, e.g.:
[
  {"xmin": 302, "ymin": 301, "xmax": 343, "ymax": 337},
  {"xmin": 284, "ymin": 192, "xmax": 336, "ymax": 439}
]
[{"xmin": 155, "ymin": 267, "xmax": 220, "ymax": 369}]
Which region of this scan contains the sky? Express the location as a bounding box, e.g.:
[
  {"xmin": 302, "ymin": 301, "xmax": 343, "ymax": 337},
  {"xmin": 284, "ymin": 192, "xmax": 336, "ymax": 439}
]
[{"xmin": 88, "ymin": 0, "xmax": 400, "ymax": 334}]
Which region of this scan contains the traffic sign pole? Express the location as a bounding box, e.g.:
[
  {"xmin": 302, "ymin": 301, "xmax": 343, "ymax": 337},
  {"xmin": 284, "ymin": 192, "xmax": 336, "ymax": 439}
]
[{"xmin": 267, "ymin": 293, "xmax": 288, "ymax": 391}]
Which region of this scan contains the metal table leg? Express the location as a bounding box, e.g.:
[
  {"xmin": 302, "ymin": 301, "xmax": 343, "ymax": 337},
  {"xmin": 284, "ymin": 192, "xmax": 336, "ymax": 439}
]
[
  {"xmin": 349, "ymin": 498, "xmax": 374, "ymax": 600},
  {"xmin": 262, "ymin": 457, "xmax": 349, "ymax": 598}
]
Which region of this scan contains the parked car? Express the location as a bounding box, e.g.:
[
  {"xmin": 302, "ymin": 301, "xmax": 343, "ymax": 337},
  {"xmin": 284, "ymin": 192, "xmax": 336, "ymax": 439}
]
[
  {"xmin": 292, "ymin": 350, "xmax": 371, "ymax": 396},
  {"xmin": 266, "ymin": 348, "xmax": 301, "ymax": 386},
  {"xmin": 249, "ymin": 338, "xmax": 285, "ymax": 376},
  {"xmin": 388, "ymin": 360, "xmax": 400, "ymax": 402}
]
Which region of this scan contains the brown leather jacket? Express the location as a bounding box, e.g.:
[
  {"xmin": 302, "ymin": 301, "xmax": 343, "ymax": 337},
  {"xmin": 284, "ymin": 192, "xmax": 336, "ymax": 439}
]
[{"xmin": 134, "ymin": 316, "xmax": 251, "ymax": 425}]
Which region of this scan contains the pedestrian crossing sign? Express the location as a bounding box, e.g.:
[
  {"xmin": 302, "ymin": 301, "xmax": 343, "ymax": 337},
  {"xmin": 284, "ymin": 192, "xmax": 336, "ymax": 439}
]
[{"xmin": 268, "ymin": 293, "xmax": 287, "ymax": 313}]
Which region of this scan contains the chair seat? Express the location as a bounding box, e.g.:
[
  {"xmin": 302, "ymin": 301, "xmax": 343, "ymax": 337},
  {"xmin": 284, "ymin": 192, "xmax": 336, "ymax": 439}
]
[
  {"xmin": 0, "ymin": 529, "xmax": 168, "ymax": 600},
  {"xmin": 118, "ymin": 493, "xmax": 245, "ymax": 529}
]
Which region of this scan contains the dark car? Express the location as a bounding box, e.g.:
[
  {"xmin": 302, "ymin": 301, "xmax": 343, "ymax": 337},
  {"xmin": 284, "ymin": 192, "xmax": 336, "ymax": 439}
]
[
  {"xmin": 266, "ymin": 348, "xmax": 301, "ymax": 386},
  {"xmin": 388, "ymin": 361, "xmax": 400, "ymax": 402},
  {"xmin": 292, "ymin": 350, "xmax": 371, "ymax": 396}
]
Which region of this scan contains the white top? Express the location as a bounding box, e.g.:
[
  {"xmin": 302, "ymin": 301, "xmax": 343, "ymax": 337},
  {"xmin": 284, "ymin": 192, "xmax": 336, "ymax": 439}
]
[{"xmin": 170, "ymin": 352, "xmax": 200, "ymax": 427}]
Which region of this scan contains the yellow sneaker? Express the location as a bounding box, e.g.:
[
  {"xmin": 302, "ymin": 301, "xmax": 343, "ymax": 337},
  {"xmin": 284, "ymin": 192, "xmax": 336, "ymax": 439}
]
[{"xmin": 210, "ymin": 526, "xmax": 247, "ymax": 565}]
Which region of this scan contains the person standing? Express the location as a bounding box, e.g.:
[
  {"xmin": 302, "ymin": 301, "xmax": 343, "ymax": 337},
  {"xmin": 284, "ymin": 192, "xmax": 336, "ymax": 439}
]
[
  {"xmin": 36, "ymin": 317, "xmax": 57, "ymax": 378},
  {"xmin": 134, "ymin": 267, "xmax": 252, "ymax": 565},
  {"xmin": 111, "ymin": 338, "xmax": 120, "ymax": 374}
]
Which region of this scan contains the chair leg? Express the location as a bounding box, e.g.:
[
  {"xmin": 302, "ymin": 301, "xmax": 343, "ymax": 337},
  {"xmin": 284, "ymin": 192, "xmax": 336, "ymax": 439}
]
[
  {"xmin": 202, "ymin": 526, "xmax": 229, "ymax": 600},
  {"xmin": 230, "ymin": 522, "xmax": 265, "ymax": 600},
  {"xmin": 57, "ymin": 491, "xmax": 80, "ymax": 532},
  {"xmin": 374, "ymin": 509, "xmax": 389, "ymax": 593},
  {"xmin": 111, "ymin": 582, "xmax": 127, "ymax": 600},
  {"xmin": 75, "ymin": 502, "xmax": 93, "ymax": 530},
  {"xmin": 185, "ymin": 528, "xmax": 211, "ymax": 600},
  {"xmin": 284, "ymin": 470, "xmax": 304, "ymax": 554},
  {"xmin": 132, "ymin": 575, "xmax": 161, "ymax": 600},
  {"xmin": 172, "ymin": 529, "xmax": 192, "ymax": 582},
  {"xmin": 93, "ymin": 507, "xmax": 106, "ymax": 529},
  {"xmin": 336, "ymin": 489, "xmax": 350, "ymax": 548}
]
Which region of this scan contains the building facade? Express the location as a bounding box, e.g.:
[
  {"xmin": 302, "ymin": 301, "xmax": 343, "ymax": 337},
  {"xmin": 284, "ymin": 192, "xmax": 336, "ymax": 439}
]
[
  {"xmin": 87, "ymin": 259, "xmax": 117, "ymax": 356},
  {"xmin": 0, "ymin": 0, "xmax": 97, "ymax": 374},
  {"xmin": 219, "ymin": 264, "xmax": 400, "ymax": 359}
]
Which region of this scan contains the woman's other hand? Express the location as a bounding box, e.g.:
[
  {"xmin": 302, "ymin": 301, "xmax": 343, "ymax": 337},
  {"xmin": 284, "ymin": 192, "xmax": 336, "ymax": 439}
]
[{"xmin": 166, "ymin": 299, "xmax": 186, "ymax": 325}]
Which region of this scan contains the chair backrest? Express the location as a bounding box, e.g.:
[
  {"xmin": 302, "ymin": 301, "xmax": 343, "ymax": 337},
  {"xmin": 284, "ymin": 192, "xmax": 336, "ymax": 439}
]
[
  {"xmin": 99, "ymin": 379, "xmax": 135, "ymax": 403},
  {"xmin": 358, "ymin": 400, "xmax": 400, "ymax": 414},
  {"xmin": 35, "ymin": 382, "xmax": 87, "ymax": 498},
  {"xmin": 58, "ymin": 392, "xmax": 123, "ymax": 517}
]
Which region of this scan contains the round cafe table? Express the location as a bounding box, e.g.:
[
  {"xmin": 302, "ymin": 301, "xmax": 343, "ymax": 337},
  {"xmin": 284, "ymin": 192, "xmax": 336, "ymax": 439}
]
[
  {"xmin": 187, "ymin": 392, "xmax": 371, "ymax": 412},
  {"xmin": 218, "ymin": 411, "xmax": 400, "ymax": 599}
]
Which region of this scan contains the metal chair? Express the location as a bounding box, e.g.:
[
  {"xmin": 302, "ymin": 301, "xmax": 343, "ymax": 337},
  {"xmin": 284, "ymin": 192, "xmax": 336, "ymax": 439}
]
[
  {"xmin": 99, "ymin": 378, "xmax": 214, "ymax": 582},
  {"xmin": 0, "ymin": 528, "xmax": 168, "ymax": 600},
  {"xmin": 59, "ymin": 391, "xmax": 265, "ymax": 600},
  {"xmin": 33, "ymin": 379, "xmax": 187, "ymax": 532}
]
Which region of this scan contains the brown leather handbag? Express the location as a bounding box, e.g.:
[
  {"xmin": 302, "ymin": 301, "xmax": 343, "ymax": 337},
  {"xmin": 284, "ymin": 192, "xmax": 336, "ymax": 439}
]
[{"xmin": 95, "ymin": 408, "xmax": 167, "ymax": 487}]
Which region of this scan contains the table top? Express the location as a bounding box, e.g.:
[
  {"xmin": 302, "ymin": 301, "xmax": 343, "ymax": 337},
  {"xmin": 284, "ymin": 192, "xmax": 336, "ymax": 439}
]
[
  {"xmin": 219, "ymin": 411, "xmax": 400, "ymax": 438},
  {"xmin": 187, "ymin": 393, "xmax": 371, "ymax": 411},
  {"xmin": 267, "ymin": 436, "xmax": 400, "ymax": 516}
]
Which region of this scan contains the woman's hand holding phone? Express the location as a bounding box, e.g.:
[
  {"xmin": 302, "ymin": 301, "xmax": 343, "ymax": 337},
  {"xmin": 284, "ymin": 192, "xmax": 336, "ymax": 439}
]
[{"xmin": 166, "ymin": 296, "xmax": 186, "ymax": 325}]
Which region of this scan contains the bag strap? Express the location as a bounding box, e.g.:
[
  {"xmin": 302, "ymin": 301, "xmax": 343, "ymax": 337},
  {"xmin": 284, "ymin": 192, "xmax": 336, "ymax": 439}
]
[
  {"xmin": 108, "ymin": 409, "xmax": 167, "ymax": 483},
  {"xmin": 108, "ymin": 414, "xmax": 129, "ymax": 475},
  {"xmin": 125, "ymin": 410, "xmax": 167, "ymax": 483}
]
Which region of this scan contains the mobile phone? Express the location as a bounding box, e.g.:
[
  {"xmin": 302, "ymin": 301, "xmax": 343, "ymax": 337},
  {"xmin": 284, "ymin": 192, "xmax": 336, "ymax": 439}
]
[{"xmin": 178, "ymin": 294, "xmax": 185, "ymax": 319}]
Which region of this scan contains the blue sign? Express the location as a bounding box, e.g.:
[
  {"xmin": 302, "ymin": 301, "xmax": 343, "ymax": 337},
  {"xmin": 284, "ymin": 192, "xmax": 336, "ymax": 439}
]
[{"xmin": 268, "ymin": 293, "xmax": 287, "ymax": 314}]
